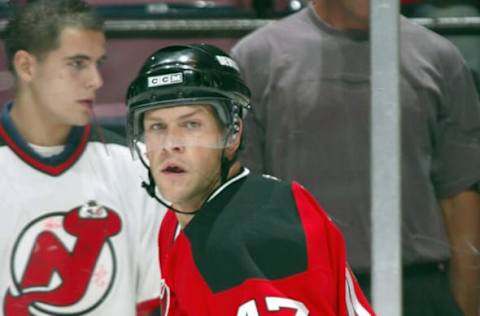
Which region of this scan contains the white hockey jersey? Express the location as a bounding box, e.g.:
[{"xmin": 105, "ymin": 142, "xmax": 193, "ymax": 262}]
[{"xmin": 0, "ymin": 103, "xmax": 166, "ymax": 316}]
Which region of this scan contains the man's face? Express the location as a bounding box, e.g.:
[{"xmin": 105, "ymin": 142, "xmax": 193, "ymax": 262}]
[
  {"xmin": 315, "ymin": 0, "xmax": 369, "ymax": 30},
  {"xmin": 143, "ymin": 104, "xmax": 229, "ymax": 212},
  {"xmin": 338, "ymin": 0, "xmax": 369, "ymax": 27},
  {"xmin": 26, "ymin": 27, "xmax": 106, "ymax": 127}
]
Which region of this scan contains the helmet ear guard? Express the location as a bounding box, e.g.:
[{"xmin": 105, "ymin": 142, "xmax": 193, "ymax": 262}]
[{"xmin": 224, "ymin": 119, "xmax": 241, "ymax": 147}]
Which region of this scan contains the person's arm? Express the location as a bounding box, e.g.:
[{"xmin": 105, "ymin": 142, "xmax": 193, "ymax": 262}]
[
  {"xmin": 431, "ymin": 35, "xmax": 480, "ymax": 316},
  {"xmin": 291, "ymin": 182, "xmax": 375, "ymax": 316},
  {"xmin": 440, "ymin": 190, "xmax": 480, "ymax": 316}
]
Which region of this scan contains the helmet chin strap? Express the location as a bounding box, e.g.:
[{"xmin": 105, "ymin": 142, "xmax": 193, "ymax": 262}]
[
  {"xmin": 220, "ymin": 132, "xmax": 235, "ymax": 184},
  {"xmin": 135, "ymin": 144, "xmax": 200, "ymax": 215},
  {"xmin": 141, "ymin": 170, "xmax": 203, "ymax": 215},
  {"xmin": 141, "ymin": 158, "xmax": 234, "ymax": 216}
]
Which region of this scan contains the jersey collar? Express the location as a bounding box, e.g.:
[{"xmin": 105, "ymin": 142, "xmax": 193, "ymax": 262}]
[
  {"xmin": 207, "ymin": 167, "xmax": 250, "ymax": 202},
  {"xmin": 0, "ymin": 101, "xmax": 91, "ymax": 176}
]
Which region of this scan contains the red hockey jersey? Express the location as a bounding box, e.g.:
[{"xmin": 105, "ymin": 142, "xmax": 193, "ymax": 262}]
[{"xmin": 158, "ymin": 171, "xmax": 375, "ymax": 316}]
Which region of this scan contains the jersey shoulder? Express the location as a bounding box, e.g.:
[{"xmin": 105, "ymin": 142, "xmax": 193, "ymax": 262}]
[{"xmin": 185, "ymin": 174, "xmax": 308, "ymax": 293}]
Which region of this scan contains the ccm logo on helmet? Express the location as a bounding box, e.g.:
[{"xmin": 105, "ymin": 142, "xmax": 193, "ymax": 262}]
[{"xmin": 148, "ymin": 72, "xmax": 183, "ymax": 87}]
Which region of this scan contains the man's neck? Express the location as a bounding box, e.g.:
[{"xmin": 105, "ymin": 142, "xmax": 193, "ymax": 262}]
[
  {"xmin": 11, "ymin": 94, "xmax": 71, "ymax": 146},
  {"xmin": 175, "ymin": 161, "xmax": 243, "ymax": 229}
]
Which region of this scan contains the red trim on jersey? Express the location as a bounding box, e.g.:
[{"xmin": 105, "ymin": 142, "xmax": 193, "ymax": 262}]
[
  {"xmin": 292, "ymin": 182, "xmax": 375, "ymax": 316},
  {"xmin": 291, "ymin": 181, "xmax": 330, "ymax": 269},
  {"xmin": 158, "ymin": 210, "xmax": 178, "ymax": 273},
  {"xmin": 157, "ymin": 181, "xmax": 375, "ymax": 316},
  {"xmin": 0, "ymin": 124, "xmax": 91, "ymax": 176},
  {"xmin": 136, "ymin": 297, "xmax": 160, "ymax": 316}
]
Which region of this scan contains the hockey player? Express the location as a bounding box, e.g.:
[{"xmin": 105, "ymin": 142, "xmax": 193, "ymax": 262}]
[
  {"xmin": 125, "ymin": 43, "xmax": 375, "ymax": 316},
  {"xmin": 0, "ymin": 1, "xmax": 165, "ymax": 315}
]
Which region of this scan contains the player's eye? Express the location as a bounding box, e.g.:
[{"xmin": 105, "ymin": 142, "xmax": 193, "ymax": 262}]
[
  {"xmin": 68, "ymin": 59, "xmax": 87, "ymax": 70},
  {"xmin": 96, "ymin": 56, "xmax": 107, "ymax": 68},
  {"xmin": 147, "ymin": 122, "xmax": 166, "ymax": 132},
  {"xmin": 183, "ymin": 121, "xmax": 201, "ymax": 130}
]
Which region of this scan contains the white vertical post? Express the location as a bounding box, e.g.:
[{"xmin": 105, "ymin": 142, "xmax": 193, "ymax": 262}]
[{"xmin": 370, "ymin": 1, "xmax": 402, "ymax": 315}]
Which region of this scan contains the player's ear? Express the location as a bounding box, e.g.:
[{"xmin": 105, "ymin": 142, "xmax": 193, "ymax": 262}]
[
  {"xmin": 225, "ymin": 120, "xmax": 243, "ymax": 159},
  {"xmin": 13, "ymin": 50, "xmax": 37, "ymax": 82}
]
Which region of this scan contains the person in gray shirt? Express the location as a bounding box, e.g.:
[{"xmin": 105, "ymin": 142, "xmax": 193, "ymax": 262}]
[{"xmin": 231, "ymin": 0, "xmax": 480, "ymax": 315}]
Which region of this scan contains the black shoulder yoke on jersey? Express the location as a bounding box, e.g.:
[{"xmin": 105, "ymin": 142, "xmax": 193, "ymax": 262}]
[{"xmin": 184, "ymin": 174, "xmax": 308, "ymax": 293}]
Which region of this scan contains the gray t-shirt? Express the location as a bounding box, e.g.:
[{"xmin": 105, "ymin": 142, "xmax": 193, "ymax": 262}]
[{"xmin": 231, "ymin": 4, "xmax": 480, "ymax": 271}]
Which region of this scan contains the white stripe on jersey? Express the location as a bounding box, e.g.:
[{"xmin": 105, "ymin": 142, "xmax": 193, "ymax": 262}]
[{"xmin": 345, "ymin": 268, "xmax": 371, "ymax": 316}]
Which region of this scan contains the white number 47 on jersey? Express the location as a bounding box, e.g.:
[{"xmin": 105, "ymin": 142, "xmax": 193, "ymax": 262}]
[{"xmin": 237, "ymin": 297, "xmax": 309, "ymax": 316}]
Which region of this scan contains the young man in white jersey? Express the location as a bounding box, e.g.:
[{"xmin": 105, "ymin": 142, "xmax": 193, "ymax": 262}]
[{"xmin": 0, "ymin": 1, "xmax": 165, "ymax": 315}]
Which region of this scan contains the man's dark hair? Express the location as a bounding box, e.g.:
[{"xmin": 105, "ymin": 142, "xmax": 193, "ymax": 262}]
[{"xmin": 2, "ymin": 0, "xmax": 104, "ymax": 72}]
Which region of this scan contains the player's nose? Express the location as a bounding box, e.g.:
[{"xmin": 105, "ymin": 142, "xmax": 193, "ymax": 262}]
[{"xmin": 87, "ymin": 64, "xmax": 103, "ymax": 90}]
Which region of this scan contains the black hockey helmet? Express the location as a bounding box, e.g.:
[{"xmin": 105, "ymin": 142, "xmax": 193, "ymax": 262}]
[{"xmin": 126, "ymin": 43, "xmax": 251, "ymax": 152}]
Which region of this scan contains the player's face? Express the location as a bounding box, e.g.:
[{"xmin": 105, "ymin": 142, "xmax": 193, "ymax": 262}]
[
  {"xmin": 144, "ymin": 104, "xmax": 228, "ymax": 212},
  {"xmin": 27, "ymin": 27, "xmax": 106, "ymax": 126}
]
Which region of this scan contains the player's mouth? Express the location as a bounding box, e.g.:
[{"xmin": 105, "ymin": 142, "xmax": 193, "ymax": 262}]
[
  {"xmin": 78, "ymin": 99, "xmax": 94, "ymax": 111},
  {"xmin": 161, "ymin": 163, "xmax": 186, "ymax": 175}
]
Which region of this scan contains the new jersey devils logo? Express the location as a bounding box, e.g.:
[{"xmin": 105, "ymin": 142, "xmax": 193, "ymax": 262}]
[{"xmin": 4, "ymin": 201, "xmax": 122, "ymax": 315}]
